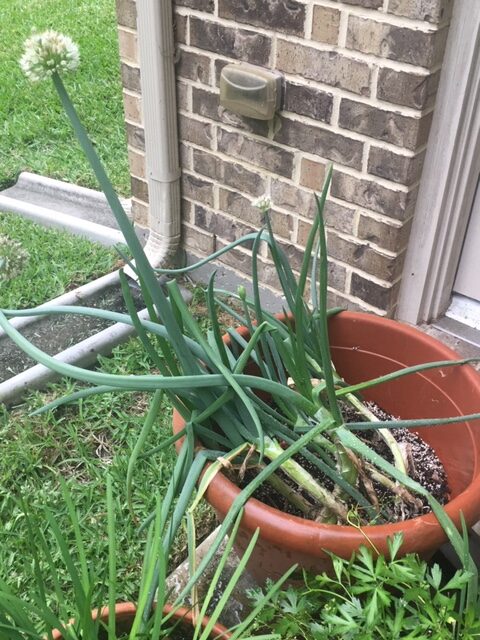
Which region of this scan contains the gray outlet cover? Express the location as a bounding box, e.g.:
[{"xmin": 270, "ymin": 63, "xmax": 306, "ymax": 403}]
[{"xmin": 220, "ymin": 64, "xmax": 282, "ymax": 120}]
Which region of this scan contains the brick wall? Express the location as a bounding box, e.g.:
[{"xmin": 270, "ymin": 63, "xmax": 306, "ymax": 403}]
[{"xmin": 116, "ymin": 0, "xmax": 453, "ymax": 316}]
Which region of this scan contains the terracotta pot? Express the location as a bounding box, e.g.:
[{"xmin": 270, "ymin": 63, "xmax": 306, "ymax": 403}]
[
  {"xmin": 51, "ymin": 601, "xmax": 231, "ymax": 639},
  {"xmin": 173, "ymin": 311, "xmax": 480, "ymax": 583}
]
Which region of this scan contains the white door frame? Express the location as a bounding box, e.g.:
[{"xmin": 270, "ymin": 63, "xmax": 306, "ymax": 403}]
[{"xmin": 397, "ymin": 1, "xmax": 480, "ymax": 325}]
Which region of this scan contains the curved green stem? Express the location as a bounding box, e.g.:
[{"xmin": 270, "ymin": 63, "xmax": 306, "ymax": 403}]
[
  {"xmin": 336, "ymin": 357, "xmax": 480, "ymax": 397},
  {"xmin": 345, "ymin": 392, "xmax": 407, "ymax": 476},
  {"xmin": 0, "ymin": 310, "xmax": 317, "ymax": 414}
]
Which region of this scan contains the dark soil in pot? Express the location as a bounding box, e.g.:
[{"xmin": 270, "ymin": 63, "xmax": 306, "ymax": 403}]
[{"xmin": 235, "ymin": 401, "xmax": 449, "ymax": 523}]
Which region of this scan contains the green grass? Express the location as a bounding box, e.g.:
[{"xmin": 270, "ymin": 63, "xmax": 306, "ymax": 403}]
[
  {"xmin": 0, "ymin": 212, "xmax": 120, "ymax": 309},
  {"xmin": 0, "ymin": 0, "xmax": 130, "ymax": 195},
  {"xmin": 0, "ymin": 337, "xmax": 216, "ymax": 608}
]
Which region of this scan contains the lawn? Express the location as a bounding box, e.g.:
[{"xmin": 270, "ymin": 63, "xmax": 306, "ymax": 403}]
[
  {"xmin": 0, "ymin": 0, "xmax": 130, "ymax": 195},
  {"xmin": 0, "ymin": 212, "xmax": 120, "ymax": 309},
  {"xmin": 0, "ymin": 335, "xmax": 216, "ymax": 605},
  {"xmin": 0, "ymin": 288, "xmax": 216, "ymax": 608}
]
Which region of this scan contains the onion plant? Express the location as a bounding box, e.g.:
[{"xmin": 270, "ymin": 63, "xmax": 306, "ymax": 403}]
[{"xmin": 3, "ymin": 29, "xmax": 480, "ymax": 618}]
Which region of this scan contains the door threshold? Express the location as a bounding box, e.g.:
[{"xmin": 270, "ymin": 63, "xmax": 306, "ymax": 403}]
[
  {"xmin": 445, "ymin": 294, "xmax": 480, "ymax": 331},
  {"xmin": 431, "ymin": 315, "xmax": 480, "ymax": 351}
]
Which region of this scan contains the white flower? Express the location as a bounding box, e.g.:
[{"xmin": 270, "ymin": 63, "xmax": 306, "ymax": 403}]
[
  {"xmin": 252, "ymin": 194, "xmax": 272, "ymax": 213},
  {"xmin": 20, "ymin": 30, "xmax": 80, "ymax": 82},
  {"xmin": 0, "ymin": 235, "xmax": 29, "ymax": 281}
]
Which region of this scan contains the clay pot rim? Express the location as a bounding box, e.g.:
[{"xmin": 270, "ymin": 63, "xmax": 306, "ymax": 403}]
[
  {"xmin": 50, "ymin": 601, "xmax": 231, "ymax": 639},
  {"xmin": 172, "ymin": 310, "xmax": 480, "ymax": 555}
]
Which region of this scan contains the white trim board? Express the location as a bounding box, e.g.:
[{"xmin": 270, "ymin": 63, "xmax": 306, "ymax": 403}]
[{"xmin": 397, "ymin": 1, "xmax": 480, "ymax": 325}]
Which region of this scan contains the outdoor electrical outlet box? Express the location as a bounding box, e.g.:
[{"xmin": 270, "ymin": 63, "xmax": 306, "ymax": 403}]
[{"xmin": 220, "ymin": 64, "xmax": 282, "ymax": 120}]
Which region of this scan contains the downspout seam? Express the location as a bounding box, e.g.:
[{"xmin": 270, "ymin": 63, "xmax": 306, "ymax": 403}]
[{"xmin": 134, "ymin": 0, "xmax": 181, "ymax": 270}]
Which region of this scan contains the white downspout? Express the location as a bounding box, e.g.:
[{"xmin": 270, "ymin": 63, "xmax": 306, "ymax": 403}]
[{"xmin": 135, "ymin": 0, "xmax": 181, "ymax": 267}]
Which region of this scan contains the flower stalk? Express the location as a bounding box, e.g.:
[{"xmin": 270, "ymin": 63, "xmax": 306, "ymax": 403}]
[{"xmin": 20, "ymin": 30, "xmax": 79, "ymax": 81}]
